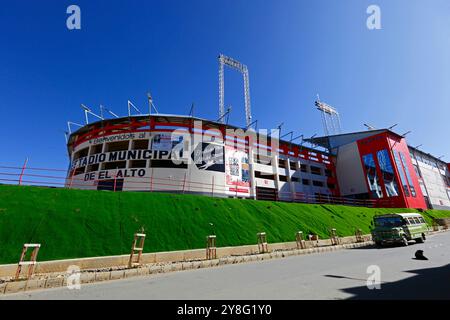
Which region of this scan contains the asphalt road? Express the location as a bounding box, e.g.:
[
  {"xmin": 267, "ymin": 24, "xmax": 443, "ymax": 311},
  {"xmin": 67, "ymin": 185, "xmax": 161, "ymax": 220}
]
[{"xmin": 3, "ymin": 232, "xmax": 450, "ymax": 300}]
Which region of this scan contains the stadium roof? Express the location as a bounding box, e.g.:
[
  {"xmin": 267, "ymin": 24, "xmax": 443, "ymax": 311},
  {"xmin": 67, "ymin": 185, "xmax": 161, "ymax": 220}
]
[
  {"xmin": 304, "ymin": 129, "xmax": 404, "ymax": 150},
  {"xmin": 67, "ymin": 114, "xmax": 329, "ymax": 155}
]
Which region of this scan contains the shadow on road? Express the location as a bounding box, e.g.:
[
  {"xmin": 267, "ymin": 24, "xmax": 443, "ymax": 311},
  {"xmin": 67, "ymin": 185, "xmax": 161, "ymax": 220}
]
[
  {"xmin": 347, "ymin": 242, "xmax": 421, "ymax": 250},
  {"xmin": 324, "ymin": 274, "xmax": 388, "ymax": 284},
  {"xmin": 340, "ymin": 264, "xmax": 450, "ymax": 300}
]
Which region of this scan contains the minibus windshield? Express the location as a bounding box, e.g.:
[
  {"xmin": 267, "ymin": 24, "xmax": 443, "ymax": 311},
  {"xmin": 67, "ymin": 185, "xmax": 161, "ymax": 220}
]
[{"xmin": 374, "ymin": 216, "xmax": 404, "ymax": 228}]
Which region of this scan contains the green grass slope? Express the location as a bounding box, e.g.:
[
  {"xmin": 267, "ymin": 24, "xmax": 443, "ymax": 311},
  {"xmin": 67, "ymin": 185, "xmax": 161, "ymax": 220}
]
[{"xmin": 0, "ymin": 185, "xmax": 449, "ymax": 264}]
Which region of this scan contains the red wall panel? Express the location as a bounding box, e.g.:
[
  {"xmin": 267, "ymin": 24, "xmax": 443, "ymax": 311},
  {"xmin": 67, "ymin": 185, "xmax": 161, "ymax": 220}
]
[
  {"xmin": 356, "ymin": 131, "xmax": 426, "ymax": 209},
  {"xmin": 387, "ymin": 135, "xmax": 426, "ymax": 209}
]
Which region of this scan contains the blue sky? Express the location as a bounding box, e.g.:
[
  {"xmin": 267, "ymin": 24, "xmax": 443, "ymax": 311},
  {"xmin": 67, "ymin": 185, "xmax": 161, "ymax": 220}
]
[{"xmin": 0, "ymin": 0, "xmax": 449, "ymax": 170}]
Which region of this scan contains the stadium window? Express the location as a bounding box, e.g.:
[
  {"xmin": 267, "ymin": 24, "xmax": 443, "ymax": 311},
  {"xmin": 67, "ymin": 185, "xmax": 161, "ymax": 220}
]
[
  {"xmin": 278, "ymin": 158, "xmax": 287, "ymax": 168},
  {"xmin": 132, "ymin": 139, "xmax": 149, "ymax": 150},
  {"xmin": 102, "ymin": 161, "xmax": 127, "ymax": 170},
  {"xmin": 255, "ymin": 155, "xmax": 271, "ymax": 166},
  {"xmin": 149, "ymin": 160, "xmax": 188, "ymax": 169},
  {"xmin": 105, "ymin": 141, "xmax": 129, "ymax": 152},
  {"xmin": 393, "ymin": 151, "xmax": 411, "ymax": 197},
  {"xmin": 302, "ymin": 179, "xmax": 310, "ymax": 185},
  {"xmin": 300, "ymin": 164, "xmax": 308, "ymax": 173},
  {"xmin": 413, "ymin": 164, "xmax": 421, "ymax": 178},
  {"xmin": 255, "ymin": 171, "xmax": 275, "ymax": 180},
  {"xmin": 442, "ymin": 175, "xmax": 450, "ymax": 187},
  {"xmin": 129, "ymin": 160, "xmax": 147, "ymax": 168},
  {"xmin": 74, "ymin": 166, "xmax": 85, "ymax": 175},
  {"xmin": 73, "ymin": 147, "xmax": 89, "ymax": 161},
  {"xmin": 310, "ymin": 166, "xmax": 322, "ymax": 175},
  {"xmin": 86, "ymin": 163, "xmax": 99, "ymax": 173},
  {"xmin": 291, "ymin": 176, "xmax": 300, "ymax": 182},
  {"xmin": 279, "ymin": 175, "xmax": 288, "ymax": 182},
  {"xmin": 399, "ymin": 152, "xmax": 417, "ymax": 197},
  {"xmin": 90, "ymin": 144, "xmax": 103, "ymax": 155},
  {"xmin": 363, "ymin": 153, "xmax": 382, "ymax": 199},
  {"xmin": 377, "ymin": 149, "xmax": 400, "ymax": 197},
  {"xmin": 313, "ymin": 180, "xmax": 324, "ymax": 187},
  {"xmin": 289, "ymin": 161, "xmax": 297, "ymax": 171}
]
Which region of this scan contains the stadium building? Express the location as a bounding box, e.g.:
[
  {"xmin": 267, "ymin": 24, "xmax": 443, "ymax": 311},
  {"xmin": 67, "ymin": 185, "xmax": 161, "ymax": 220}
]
[
  {"xmin": 65, "ymin": 114, "xmax": 450, "ymax": 210},
  {"xmin": 66, "ymin": 114, "xmax": 338, "ymax": 201}
]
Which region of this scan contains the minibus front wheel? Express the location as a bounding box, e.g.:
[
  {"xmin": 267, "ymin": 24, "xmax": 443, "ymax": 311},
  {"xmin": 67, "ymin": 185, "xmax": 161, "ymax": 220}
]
[{"xmin": 402, "ymin": 235, "xmax": 409, "ymax": 246}]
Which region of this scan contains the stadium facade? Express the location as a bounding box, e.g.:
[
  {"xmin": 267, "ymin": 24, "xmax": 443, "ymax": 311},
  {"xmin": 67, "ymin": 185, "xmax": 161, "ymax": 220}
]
[{"xmin": 66, "ymin": 114, "xmax": 450, "ymax": 210}]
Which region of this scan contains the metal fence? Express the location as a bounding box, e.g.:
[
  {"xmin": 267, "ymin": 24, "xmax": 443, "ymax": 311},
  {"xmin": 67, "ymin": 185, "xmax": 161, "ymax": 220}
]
[{"xmin": 0, "ymin": 163, "xmax": 386, "ymax": 208}]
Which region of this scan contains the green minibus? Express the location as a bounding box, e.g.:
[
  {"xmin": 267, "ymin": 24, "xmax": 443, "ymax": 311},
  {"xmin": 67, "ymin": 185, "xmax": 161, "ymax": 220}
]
[{"xmin": 371, "ymin": 213, "xmax": 428, "ymax": 247}]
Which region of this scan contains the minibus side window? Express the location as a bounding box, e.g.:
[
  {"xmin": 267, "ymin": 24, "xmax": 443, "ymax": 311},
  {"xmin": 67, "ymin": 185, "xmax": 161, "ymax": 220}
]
[{"xmin": 413, "ymin": 217, "xmax": 421, "ymax": 224}]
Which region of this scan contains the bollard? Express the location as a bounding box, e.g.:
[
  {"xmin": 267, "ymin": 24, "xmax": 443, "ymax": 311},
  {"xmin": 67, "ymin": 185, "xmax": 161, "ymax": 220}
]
[
  {"xmin": 206, "ymin": 235, "xmax": 217, "ymax": 260},
  {"xmin": 355, "ymin": 229, "xmax": 364, "ymax": 243},
  {"xmin": 257, "ymin": 232, "xmax": 268, "ymax": 253},
  {"xmin": 15, "ymin": 243, "xmax": 40, "ymax": 280},
  {"xmin": 329, "ymin": 228, "xmax": 339, "ymax": 245},
  {"xmin": 296, "ymin": 231, "xmax": 306, "ymax": 249},
  {"xmin": 128, "ymin": 232, "xmax": 146, "ymax": 268},
  {"xmin": 432, "ymin": 221, "xmax": 439, "ymax": 232}
]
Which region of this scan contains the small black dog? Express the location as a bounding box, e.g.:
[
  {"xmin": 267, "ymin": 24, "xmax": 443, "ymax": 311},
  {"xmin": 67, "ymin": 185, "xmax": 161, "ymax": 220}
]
[{"xmin": 414, "ymin": 250, "xmax": 428, "ymax": 260}]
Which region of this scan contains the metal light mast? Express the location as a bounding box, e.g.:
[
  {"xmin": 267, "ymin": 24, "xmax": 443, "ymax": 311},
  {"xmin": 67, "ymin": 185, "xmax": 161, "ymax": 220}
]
[
  {"xmin": 314, "ymin": 98, "xmax": 342, "ymax": 136},
  {"xmin": 218, "ymin": 54, "xmax": 252, "ymax": 127}
]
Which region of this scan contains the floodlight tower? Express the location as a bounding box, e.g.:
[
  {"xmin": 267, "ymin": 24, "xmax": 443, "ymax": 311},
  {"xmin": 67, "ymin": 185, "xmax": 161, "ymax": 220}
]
[
  {"xmin": 218, "ymin": 54, "xmax": 252, "ymax": 127},
  {"xmin": 314, "ymin": 98, "xmax": 342, "ymax": 136}
]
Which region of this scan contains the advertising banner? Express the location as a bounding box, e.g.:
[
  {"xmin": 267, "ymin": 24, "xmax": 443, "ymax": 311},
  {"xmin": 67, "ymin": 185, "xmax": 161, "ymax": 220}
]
[{"xmin": 225, "ymin": 146, "xmax": 250, "ymax": 194}]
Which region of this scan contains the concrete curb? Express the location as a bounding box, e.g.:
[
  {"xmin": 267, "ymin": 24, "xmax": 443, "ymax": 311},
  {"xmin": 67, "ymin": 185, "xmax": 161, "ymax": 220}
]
[
  {"xmin": 0, "ymin": 241, "xmax": 373, "ymax": 296},
  {"xmin": 0, "ymin": 234, "xmax": 371, "ymax": 278},
  {"xmin": 1, "ymin": 230, "xmax": 446, "ymax": 296}
]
